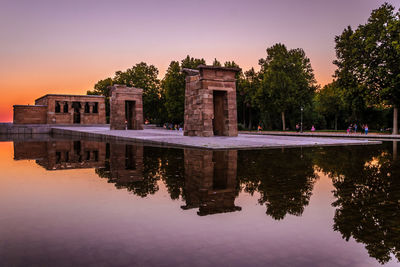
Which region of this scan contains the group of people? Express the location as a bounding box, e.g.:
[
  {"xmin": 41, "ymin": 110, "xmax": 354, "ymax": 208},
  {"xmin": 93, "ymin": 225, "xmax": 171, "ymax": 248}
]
[
  {"xmin": 347, "ymin": 123, "xmax": 368, "ymax": 135},
  {"xmin": 163, "ymin": 123, "xmax": 183, "ymax": 131},
  {"xmin": 295, "ymin": 124, "xmax": 315, "ymax": 132}
]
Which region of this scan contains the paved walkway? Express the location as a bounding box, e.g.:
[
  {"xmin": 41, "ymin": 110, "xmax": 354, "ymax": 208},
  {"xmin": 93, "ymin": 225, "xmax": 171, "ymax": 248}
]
[
  {"xmin": 52, "ymin": 126, "xmax": 381, "ymax": 150},
  {"xmin": 240, "ymin": 130, "xmax": 400, "ymax": 140}
]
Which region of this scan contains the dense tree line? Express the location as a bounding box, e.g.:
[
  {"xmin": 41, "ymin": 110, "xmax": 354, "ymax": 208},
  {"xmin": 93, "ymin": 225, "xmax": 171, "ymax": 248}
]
[{"xmin": 88, "ymin": 3, "xmax": 399, "ymax": 133}]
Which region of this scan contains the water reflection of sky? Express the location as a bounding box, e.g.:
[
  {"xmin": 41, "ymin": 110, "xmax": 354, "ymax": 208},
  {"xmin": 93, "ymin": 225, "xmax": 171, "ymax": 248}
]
[{"xmin": 0, "ymin": 140, "xmax": 399, "ymax": 267}]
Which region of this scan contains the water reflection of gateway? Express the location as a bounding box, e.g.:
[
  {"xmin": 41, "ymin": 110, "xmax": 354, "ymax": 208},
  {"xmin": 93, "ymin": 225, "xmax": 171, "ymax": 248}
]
[
  {"xmin": 182, "ymin": 150, "xmax": 241, "ymax": 216},
  {"xmin": 13, "ymin": 140, "xmax": 106, "ymax": 170},
  {"xmin": 106, "ymin": 143, "xmax": 144, "ymax": 184}
]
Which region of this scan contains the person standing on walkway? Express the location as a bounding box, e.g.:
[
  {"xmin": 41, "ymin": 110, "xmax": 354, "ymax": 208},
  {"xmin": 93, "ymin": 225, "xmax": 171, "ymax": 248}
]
[
  {"xmin": 296, "ymin": 124, "xmax": 300, "ymax": 133},
  {"xmin": 365, "ymin": 124, "xmax": 369, "ymax": 135},
  {"xmin": 354, "ymin": 124, "xmax": 358, "ymax": 133},
  {"xmin": 311, "ymin": 125, "xmax": 315, "ymax": 132}
]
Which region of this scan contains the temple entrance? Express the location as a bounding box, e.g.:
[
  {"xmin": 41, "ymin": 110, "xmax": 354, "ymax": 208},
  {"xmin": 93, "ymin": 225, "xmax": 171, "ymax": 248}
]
[
  {"xmin": 72, "ymin": 102, "xmax": 81, "ymax": 124},
  {"xmin": 213, "ymin": 91, "xmax": 226, "ymax": 136},
  {"xmin": 125, "ymin": 101, "xmax": 136, "ymax": 130}
]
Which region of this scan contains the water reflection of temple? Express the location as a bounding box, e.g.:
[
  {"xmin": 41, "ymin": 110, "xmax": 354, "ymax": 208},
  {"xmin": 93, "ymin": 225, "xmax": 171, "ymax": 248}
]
[
  {"xmin": 104, "ymin": 143, "xmax": 144, "ymax": 186},
  {"xmin": 182, "ymin": 150, "xmax": 241, "ymax": 216},
  {"xmin": 14, "ymin": 140, "xmax": 106, "ymax": 170}
]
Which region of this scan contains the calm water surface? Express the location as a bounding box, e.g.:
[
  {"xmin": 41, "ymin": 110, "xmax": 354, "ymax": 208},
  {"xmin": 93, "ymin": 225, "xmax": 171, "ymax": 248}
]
[{"xmin": 0, "ymin": 136, "xmax": 399, "ymax": 267}]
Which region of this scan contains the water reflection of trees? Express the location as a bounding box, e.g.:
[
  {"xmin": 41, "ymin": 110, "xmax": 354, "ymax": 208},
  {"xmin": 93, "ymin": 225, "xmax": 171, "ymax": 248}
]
[
  {"xmin": 238, "ymin": 148, "xmax": 318, "ymax": 220},
  {"xmin": 96, "ymin": 144, "xmax": 184, "ymax": 198},
  {"xmin": 315, "ymin": 143, "xmax": 400, "ymax": 264}
]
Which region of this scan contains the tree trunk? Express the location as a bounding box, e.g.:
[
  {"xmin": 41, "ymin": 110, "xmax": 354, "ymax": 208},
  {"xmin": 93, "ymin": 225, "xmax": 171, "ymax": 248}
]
[
  {"xmin": 281, "ymin": 111, "xmax": 286, "ymax": 131},
  {"xmin": 248, "ymin": 107, "xmax": 252, "ymax": 130},
  {"xmin": 393, "ymin": 105, "xmax": 398, "ymax": 135},
  {"xmin": 334, "ymin": 114, "xmax": 338, "ymax": 131},
  {"xmin": 393, "ymin": 141, "xmax": 398, "ymax": 161}
]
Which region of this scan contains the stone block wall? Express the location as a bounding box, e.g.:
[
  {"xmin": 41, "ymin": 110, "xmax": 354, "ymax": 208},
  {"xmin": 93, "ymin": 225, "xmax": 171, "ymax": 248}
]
[
  {"xmin": 35, "ymin": 94, "xmax": 106, "ymax": 125},
  {"xmin": 109, "ymin": 85, "xmax": 143, "ymax": 130},
  {"xmin": 13, "ymin": 105, "xmax": 47, "ymax": 124},
  {"xmin": 183, "ymin": 65, "xmax": 239, "ymax": 137}
]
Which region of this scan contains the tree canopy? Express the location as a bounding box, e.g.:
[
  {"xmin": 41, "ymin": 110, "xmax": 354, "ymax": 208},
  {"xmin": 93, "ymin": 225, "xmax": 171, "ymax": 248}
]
[{"xmin": 334, "ymin": 3, "xmax": 400, "ymax": 133}]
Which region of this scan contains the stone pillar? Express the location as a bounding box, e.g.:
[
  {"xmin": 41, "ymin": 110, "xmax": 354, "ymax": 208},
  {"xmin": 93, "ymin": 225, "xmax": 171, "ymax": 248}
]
[
  {"xmin": 183, "ymin": 65, "xmax": 240, "ymax": 137},
  {"xmin": 89, "ymin": 102, "xmax": 95, "ymax": 113}
]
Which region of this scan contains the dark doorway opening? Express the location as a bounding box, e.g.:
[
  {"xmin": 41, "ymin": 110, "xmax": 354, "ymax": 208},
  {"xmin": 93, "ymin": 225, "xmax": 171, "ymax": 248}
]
[
  {"xmin": 125, "ymin": 145, "xmax": 136, "ymax": 170},
  {"xmin": 125, "ymin": 101, "xmax": 136, "ymax": 130},
  {"xmin": 72, "ymin": 102, "xmax": 81, "ymax": 124},
  {"xmin": 213, "ymin": 91, "xmax": 226, "ymax": 136},
  {"xmin": 213, "ymin": 151, "xmax": 228, "ymax": 190}
]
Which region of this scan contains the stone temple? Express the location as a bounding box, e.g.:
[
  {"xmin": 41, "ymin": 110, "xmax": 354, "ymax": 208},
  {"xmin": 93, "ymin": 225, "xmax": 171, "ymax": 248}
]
[
  {"xmin": 13, "ymin": 94, "xmax": 106, "ymax": 125},
  {"xmin": 183, "ymin": 65, "xmax": 240, "ymax": 137}
]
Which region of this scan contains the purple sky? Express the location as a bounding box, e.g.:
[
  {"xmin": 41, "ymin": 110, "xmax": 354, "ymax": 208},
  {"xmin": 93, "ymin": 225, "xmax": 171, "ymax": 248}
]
[{"xmin": 0, "ymin": 0, "xmax": 398, "ymax": 121}]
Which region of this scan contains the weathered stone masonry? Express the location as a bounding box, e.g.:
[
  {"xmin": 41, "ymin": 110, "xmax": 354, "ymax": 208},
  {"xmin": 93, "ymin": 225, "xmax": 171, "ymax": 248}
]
[
  {"xmin": 13, "ymin": 94, "xmax": 106, "ymax": 125},
  {"xmin": 183, "ymin": 65, "xmax": 240, "ymax": 137},
  {"xmin": 109, "ymin": 85, "xmax": 143, "ymax": 130}
]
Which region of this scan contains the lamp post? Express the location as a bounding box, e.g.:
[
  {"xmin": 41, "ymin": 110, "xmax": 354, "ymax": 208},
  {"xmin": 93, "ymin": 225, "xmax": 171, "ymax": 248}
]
[{"xmin": 300, "ymin": 107, "xmax": 304, "ymax": 133}]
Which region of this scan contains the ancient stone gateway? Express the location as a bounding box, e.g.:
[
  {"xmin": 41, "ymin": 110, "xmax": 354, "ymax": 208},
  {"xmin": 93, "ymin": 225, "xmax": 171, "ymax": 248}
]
[
  {"xmin": 183, "ymin": 65, "xmax": 240, "ymax": 137},
  {"xmin": 109, "ymin": 85, "xmax": 143, "ymax": 130}
]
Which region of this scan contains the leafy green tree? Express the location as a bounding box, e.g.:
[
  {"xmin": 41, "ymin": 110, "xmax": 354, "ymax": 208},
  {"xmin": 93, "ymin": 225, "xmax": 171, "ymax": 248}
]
[
  {"xmin": 161, "ymin": 61, "xmax": 186, "ymax": 124},
  {"xmin": 257, "ymin": 43, "xmax": 317, "ymax": 130},
  {"xmin": 160, "ymin": 56, "xmax": 207, "ymax": 124},
  {"xmin": 88, "ymin": 62, "xmax": 163, "ymax": 122},
  {"xmin": 180, "ymin": 55, "xmax": 206, "ymax": 69},
  {"xmin": 212, "ymin": 58, "xmax": 221, "ymax": 66},
  {"xmin": 315, "ymin": 82, "xmax": 346, "ymax": 130},
  {"xmin": 334, "ymin": 3, "xmax": 400, "ymax": 134},
  {"xmin": 238, "ymin": 68, "xmax": 261, "ymax": 129},
  {"xmin": 113, "ymin": 62, "xmax": 161, "ymax": 121}
]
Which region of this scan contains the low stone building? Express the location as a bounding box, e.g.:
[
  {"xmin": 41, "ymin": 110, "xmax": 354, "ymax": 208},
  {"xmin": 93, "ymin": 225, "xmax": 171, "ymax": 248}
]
[
  {"xmin": 109, "ymin": 85, "xmax": 143, "ymax": 130},
  {"xmin": 183, "ymin": 65, "xmax": 240, "ymax": 137},
  {"xmin": 13, "ymin": 94, "xmax": 106, "ymax": 125}
]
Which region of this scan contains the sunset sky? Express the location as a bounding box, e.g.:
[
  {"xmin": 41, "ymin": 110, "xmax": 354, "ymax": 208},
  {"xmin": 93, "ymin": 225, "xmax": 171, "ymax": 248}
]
[{"xmin": 0, "ymin": 0, "xmax": 398, "ymax": 122}]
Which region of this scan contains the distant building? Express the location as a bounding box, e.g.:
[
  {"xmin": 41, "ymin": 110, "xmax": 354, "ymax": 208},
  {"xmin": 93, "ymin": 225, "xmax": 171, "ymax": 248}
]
[{"xmin": 13, "ymin": 94, "xmax": 106, "ymax": 124}]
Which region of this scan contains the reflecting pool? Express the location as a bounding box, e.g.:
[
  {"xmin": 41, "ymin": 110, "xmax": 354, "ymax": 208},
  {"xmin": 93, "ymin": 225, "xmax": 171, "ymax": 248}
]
[{"xmin": 1, "ymin": 136, "xmax": 399, "ymax": 266}]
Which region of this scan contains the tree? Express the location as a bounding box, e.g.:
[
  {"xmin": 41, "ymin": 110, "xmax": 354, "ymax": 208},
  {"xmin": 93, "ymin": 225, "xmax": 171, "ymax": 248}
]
[
  {"xmin": 88, "ymin": 62, "xmax": 163, "ymax": 122},
  {"xmin": 160, "ymin": 56, "xmax": 207, "ymax": 124},
  {"xmin": 334, "ymin": 3, "xmax": 400, "ymax": 134},
  {"xmin": 87, "ymin": 77, "xmax": 113, "ymax": 122},
  {"xmin": 161, "ymin": 61, "xmax": 186, "ymax": 124},
  {"xmin": 257, "ymin": 43, "xmax": 317, "ymax": 130},
  {"xmin": 238, "ymin": 68, "xmax": 260, "ymax": 129},
  {"xmin": 113, "ymin": 62, "xmax": 161, "ymax": 121},
  {"xmin": 180, "ymin": 55, "xmax": 206, "ymax": 69},
  {"xmin": 212, "ymin": 58, "xmax": 221, "ymax": 66},
  {"xmin": 314, "ymin": 82, "xmax": 345, "ymax": 130}
]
